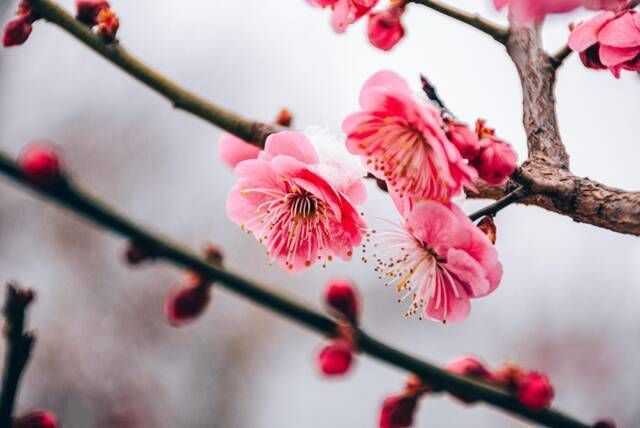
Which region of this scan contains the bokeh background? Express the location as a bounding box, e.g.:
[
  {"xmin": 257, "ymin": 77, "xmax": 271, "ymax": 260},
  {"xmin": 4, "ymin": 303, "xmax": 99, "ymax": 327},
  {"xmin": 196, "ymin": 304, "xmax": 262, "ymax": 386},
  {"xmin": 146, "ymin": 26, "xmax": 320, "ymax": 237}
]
[{"xmin": 1, "ymin": 0, "xmax": 639, "ymax": 426}]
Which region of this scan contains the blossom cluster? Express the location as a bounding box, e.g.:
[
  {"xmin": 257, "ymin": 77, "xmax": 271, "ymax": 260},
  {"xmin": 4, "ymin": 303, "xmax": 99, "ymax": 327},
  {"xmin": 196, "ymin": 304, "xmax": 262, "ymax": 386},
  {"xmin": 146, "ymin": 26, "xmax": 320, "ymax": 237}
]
[{"xmin": 221, "ymin": 71, "xmax": 516, "ymax": 323}]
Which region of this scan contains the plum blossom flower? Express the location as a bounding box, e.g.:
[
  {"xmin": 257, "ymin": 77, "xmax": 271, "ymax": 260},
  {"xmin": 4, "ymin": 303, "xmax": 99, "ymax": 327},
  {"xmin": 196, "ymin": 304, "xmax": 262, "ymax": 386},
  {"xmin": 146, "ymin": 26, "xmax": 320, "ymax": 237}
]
[
  {"xmin": 569, "ymin": 10, "xmax": 640, "ymax": 78},
  {"xmin": 343, "ymin": 71, "xmax": 476, "ymax": 204},
  {"xmin": 307, "ymin": 0, "xmax": 379, "ymax": 33},
  {"xmin": 471, "ymin": 120, "xmax": 517, "ymax": 186},
  {"xmin": 372, "ymin": 201, "xmax": 502, "ymax": 323},
  {"xmin": 227, "ymin": 129, "xmax": 367, "ymax": 272},
  {"xmin": 494, "ymin": 0, "xmax": 627, "ymax": 23},
  {"xmin": 445, "ymin": 120, "xmax": 481, "ymax": 162},
  {"xmin": 367, "ymin": 5, "xmax": 406, "ymax": 51}
]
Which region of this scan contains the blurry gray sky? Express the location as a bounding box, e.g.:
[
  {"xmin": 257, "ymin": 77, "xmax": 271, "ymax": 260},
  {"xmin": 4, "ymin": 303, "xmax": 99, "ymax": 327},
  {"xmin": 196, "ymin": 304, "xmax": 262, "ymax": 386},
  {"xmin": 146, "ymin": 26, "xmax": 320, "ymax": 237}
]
[{"xmin": 0, "ymin": 0, "xmax": 639, "ymax": 427}]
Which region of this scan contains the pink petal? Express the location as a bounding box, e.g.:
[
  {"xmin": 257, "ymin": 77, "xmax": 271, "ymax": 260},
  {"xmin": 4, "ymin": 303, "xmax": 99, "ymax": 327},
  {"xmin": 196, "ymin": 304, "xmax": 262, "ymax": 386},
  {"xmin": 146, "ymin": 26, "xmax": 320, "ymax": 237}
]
[
  {"xmin": 568, "ymin": 11, "xmax": 616, "ymax": 52},
  {"xmin": 407, "ymin": 201, "xmax": 470, "ymax": 256},
  {"xmin": 331, "ymin": 0, "xmax": 353, "ymax": 33},
  {"xmin": 425, "ymin": 288, "xmax": 471, "ymax": 323},
  {"xmin": 343, "ymin": 179, "xmax": 368, "ymax": 206},
  {"xmin": 264, "ymin": 131, "xmax": 319, "ymax": 165},
  {"xmin": 226, "ymin": 159, "xmax": 282, "ymax": 225},
  {"xmin": 598, "ymin": 11, "xmax": 640, "ymax": 48},
  {"xmin": 217, "ymin": 133, "xmax": 260, "ymax": 169},
  {"xmin": 599, "ymin": 44, "xmax": 640, "ymax": 65},
  {"xmin": 444, "ymin": 248, "xmax": 490, "ymax": 297},
  {"xmin": 358, "ymin": 70, "xmax": 412, "ymax": 108}
]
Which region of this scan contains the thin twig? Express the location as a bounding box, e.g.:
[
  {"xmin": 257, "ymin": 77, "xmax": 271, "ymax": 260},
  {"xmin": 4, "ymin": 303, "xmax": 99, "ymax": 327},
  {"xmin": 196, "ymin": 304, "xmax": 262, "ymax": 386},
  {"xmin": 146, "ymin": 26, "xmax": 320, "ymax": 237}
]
[
  {"xmin": 552, "ymin": 44, "xmax": 573, "ymax": 68},
  {"xmin": 409, "ymin": 0, "xmax": 508, "ymax": 44},
  {"xmin": 469, "ymin": 186, "xmax": 528, "ymax": 221},
  {"xmin": 0, "ymin": 151, "xmax": 591, "ymax": 428},
  {"xmin": 27, "ymin": 0, "xmax": 278, "ymax": 148},
  {"xmin": 0, "ymin": 283, "xmax": 35, "ymax": 427}
]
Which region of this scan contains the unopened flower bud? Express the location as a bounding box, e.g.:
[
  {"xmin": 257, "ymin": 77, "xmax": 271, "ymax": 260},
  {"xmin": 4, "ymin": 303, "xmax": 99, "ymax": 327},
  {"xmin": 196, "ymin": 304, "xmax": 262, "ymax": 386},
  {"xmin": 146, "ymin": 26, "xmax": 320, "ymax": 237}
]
[
  {"xmin": 96, "ymin": 8, "xmax": 119, "ymax": 42},
  {"xmin": 165, "ymin": 283, "xmax": 211, "ymax": 327},
  {"xmin": 317, "ymin": 340, "xmax": 353, "ymax": 376},
  {"xmin": 516, "ymin": 371, "xmax": 554, "ymax": 410},
  {"xmin": 477, "ymin": 216, "xmax": 496, "ymax": 244},
  {"xmin": 275, "ymin": 108, "xmax": 293, "ymax": 128},
  {"xmin": 472, "ymin": 137, "xmax": 517, "ymax": 186},
  {"xmin": 2, "ymin": 18, "xmax": 32, "ymax": 47},
  {"xmin": 593, "ymin": 419, "xmax": 616, "ymax": 428},
  {"xmin": 378, "ymin": 394, "xmax": 418, "ymax": 428},
  {"xmin": 203, "ymin": 243, "xmax": 224, "ymax": 267},
  {"xmin": 446, "ymin": 121, "xmax": 481, "ymax": 161},
  {"xmin": 367, "ymin": 6, "xmax": 406, "ymax": 52},
  {"xmin": 19, "ymin": 143, "xmax": 64, "ymax": 186},
  {"xmin": 76, "ymin": 0, "xmax": 110, "ymax": 26},
  {"xmin": 325, "ymin": 280, "xmax": 359, "ymax": 323},
  {"xmin": 444, "ymin": 356, "xmax": 494, "ymax": 404},
  {"xmin": 12, "ymin": 409, "xmax": 59, "ymax": 428}
]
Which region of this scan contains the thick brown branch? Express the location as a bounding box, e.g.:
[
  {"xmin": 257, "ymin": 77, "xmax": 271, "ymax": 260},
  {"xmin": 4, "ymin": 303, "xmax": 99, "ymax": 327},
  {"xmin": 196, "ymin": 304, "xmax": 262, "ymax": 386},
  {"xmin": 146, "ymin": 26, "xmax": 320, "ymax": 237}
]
[{"xmin": 506, "ymin": 25, "xmax": 569, "ymax": 168}]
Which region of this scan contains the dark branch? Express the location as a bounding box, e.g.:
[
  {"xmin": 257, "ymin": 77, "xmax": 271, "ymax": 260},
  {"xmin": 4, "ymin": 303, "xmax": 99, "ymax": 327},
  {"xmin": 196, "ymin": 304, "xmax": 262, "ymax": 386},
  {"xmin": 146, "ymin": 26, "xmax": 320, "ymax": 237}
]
[
  {"xmin": 0, "ymin": 150, "xmax": 591, "ymax": 428},
  {"xmin": 469, "ymin": 186, "xmax": 528, "ymax": 221},
  {"xmin": 0, "ymin": 283, "xmax": 35, "ymax": 427}
]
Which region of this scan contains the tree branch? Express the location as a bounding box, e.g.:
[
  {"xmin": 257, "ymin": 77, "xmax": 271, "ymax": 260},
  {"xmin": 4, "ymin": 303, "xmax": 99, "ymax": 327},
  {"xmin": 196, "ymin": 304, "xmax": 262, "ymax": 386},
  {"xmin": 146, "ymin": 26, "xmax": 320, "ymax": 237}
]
[
  {"xmin": 0, "ymin": 150, "xmax": 591, "ymax": 428},
  {"xmin": 0, "ymin": 283, "xmax": 35, "ymax": 427},
  {"xmin": 409, "ymin": 0, "xmax": 508, "ymax": 44},
  {"xmin": 469, "ymin": 186, "xmax": 528, "ymax": 221},
  {"xmin": 552, "ymin": 44, "xmax": 573, "ymax": 68},
  {"xmin": 27, "ymin": 0, "xmax": 278, "ymax": 148}
]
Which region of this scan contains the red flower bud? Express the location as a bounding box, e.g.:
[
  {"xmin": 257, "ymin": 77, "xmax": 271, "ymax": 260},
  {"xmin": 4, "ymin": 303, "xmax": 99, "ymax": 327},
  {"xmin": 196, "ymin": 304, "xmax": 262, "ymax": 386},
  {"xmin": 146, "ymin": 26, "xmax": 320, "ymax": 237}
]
[
  {"xmin": 3, "ymin": 18, "xmax": 33, "ymax": 47},
  {"xmin": 444, "ymin": 356, "xmax": 494, "ymax": 404},
  {"xmin": 76, "ymin": 0, "xmax": 110, "ymax": 26},
  {"xmin": 472, "ymin": 138, "xmax": 517, "ymax": 186},
  {"xmin": 379, "ymin": 394, "xmax": 418, "ymax": 428},
  {"xmin": 164, "ymin": 284, "xmax": 211, "ymax": 327},
  {"xmin": 19, "ymin": 143, "xmax": 64, "ymax": 186},
  {"xmin": 317, "ymin": 340, "xmax": 352, "ymax": 376},
  {"xmin": 275, "ymin": 108, "xmax": 293, "ymax": 128},
  {"xmin": 446, "ymin": 122, "xmax": 481, "ymax": 161},
  {"xmin": 12, "ymin": 409, "xmax": 59, "ymax": 428},
  {"xmin": 516, "ymin": 371, "xmax": 554, "ymax": 410},
  {"xmin": 367, "ymin": 6, "xmax": 405, "ymax": 52},
  {"xmin": 96, "ymin": 8, "xmax": 119, "ymax": 42},
  {"xmin": 324, "ymin": 280, "xmax": 359, "ymax": 323},
  {"xmin": 593, "ymin": 419, "xmax": 616, "ymax": 428}
]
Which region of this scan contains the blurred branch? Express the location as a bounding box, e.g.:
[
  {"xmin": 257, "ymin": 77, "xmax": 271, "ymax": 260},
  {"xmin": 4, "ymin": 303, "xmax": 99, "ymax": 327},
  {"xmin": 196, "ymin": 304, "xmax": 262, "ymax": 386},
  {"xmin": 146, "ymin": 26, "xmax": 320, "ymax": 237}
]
[
  {"xmin": 0, "ymin": 150, "xmax": 591, "ymax": 428},
  {"xmin": 409, "ymin": 0, "xmax": 508, "ymax": 43},
  {"xmin": 27, "ymin": 0, "xmax": 278, "ymax": 148},
  {"xmin": 469, "ymin": 186, "xmax": 528, "ymax": 221},
  {"xmin": 552, "ymin": 44, "xmax": 573, "ymax": 68},
  {"xmin": 0, "ymin": 283, "xmax": 35, "ymax": 426}
]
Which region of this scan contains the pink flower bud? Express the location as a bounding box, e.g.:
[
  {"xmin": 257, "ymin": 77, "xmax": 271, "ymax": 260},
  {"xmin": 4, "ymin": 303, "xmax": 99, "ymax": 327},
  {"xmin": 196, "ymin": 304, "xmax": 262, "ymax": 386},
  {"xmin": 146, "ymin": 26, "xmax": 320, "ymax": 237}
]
[
  {"xmin": 19, "ymin": 143, "xmax": 64, "ymax": 186},
  {"xmin": 96, "ymin": 8, "xmax": 119, "ymax": 42},
  {"xmin": 367, "ymin": 6, "xmax": 405, "ymax": 52},
  {"xmin": 76, "ymin": 0, "xmax": 110, "ymax": 26},
  {"xmin": 444, "ymin": 356, "xmax": 494, "ymax": 404},
  {"xmin": 2, "ymin": 18, "xmax": 32, "ymax": 47},
  {"xmin": 516, "ymin": 371, "xmax": 554, "ymax": 410},
  {"xmin": 472, "ymin": 138, "xmax": 517, "ymax": 186},
  {"xmin": 446, "ymin": 122, "xmax": 481, "ymax": 161},
  {"xmin": 12, "ymin": 409, "xmax": 59, "ymax": 428},
  {"xmin": 164, "ymin": 283, "xmax": 211, "ymax": 327},
  {"xmin": 325, "ymin": 280, "xmax": 359, "ymax": 323},
  {"xmin": 317, "ymin": 340, "xmax": 353, "ymax": 376},
  {"xmin": 378, "ymin": 394, "xmax": 418, "ymax": 428}
]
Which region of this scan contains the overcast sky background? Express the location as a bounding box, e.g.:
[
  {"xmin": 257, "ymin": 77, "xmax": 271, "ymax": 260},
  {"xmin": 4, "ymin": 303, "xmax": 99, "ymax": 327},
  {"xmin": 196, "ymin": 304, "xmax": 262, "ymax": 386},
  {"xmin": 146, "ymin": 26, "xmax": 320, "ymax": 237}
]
[{"xmin": 0, "ymin": 0, "xmax": 639, "ymax": 426}]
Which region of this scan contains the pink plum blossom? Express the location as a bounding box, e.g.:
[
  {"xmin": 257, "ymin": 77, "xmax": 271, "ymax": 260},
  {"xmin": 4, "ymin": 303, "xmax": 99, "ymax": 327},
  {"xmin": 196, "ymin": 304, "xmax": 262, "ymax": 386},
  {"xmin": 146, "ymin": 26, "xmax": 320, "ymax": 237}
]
[
  {"xmin": 471, "ymin": 120, "xmax": 517, "ymax": 186},
  {"xmin": 226, "ymin": 130, "xmax": 367, "ymax": 272},
  {"xmin": 367, "ymin": 5, "xmax": 406, "ymax": 51},
  {"xmin": 494, "ymin": 0, "xmax": 627, "ymax": 23},
  {"xmin": 445, "ymin": 120, "xmax": 481, "ymax": 162},
  {"xmin": 569, "ymin": 10, "xmax": 640, "ymax": 78},
  {"xmin": 218, "ymin": 133, "xmax": 261, "ymax": 169},
  {"xmin": 307, "ymin": 0, "xmax": 378, "ymax": 33},
  {"xmin": 372, "ymin": 200, "xmax": 502, "ymax": 323},
  {"xmin": 343, "ymin": 71, "xmax": 476, "ymax": 204}
]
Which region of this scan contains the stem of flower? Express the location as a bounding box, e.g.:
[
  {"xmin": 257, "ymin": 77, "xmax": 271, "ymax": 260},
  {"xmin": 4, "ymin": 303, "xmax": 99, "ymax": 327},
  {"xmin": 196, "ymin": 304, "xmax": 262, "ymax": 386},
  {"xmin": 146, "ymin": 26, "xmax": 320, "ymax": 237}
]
[
  {"xmin": 409, "ymin": 0, "xmax": 508, "ymax": 44},
  {"xmin": 469, "ymin": 186, "xmax": 528, "ymax": 221}
]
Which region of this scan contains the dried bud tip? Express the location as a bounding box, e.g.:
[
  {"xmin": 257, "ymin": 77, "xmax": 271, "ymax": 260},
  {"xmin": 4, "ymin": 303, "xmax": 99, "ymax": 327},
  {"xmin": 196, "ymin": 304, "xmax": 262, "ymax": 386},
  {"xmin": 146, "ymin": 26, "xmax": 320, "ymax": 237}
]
[
  {"xmin": 124, "ymin": 242, "xmax": 155, "ymax": 266},
  {"xmin": 96, "ymin": 8, "xmax": 119, "ymax": 42},
  {"xmin": 275, "ymin": 108, "xmax": 293, "ymax": 127},
  {"xmin": 19, "ymin": 143, "xmax": 64, "ymax": 186},
  {"xmin": 76, "ymin": 0, "xmax": 110, "ymax": 26},
  {"xmin": 317, "ymin": 340, "xmax": 353, "ymax": 376},
  {"xmin": 164, "ymin": 283, "xmax": 211, "ymax": 327},
  {"xmin": 379, "ymin": 394, "xmax": 418, "ymax": 428},
  {"xmin": 477, "ymin": 216, "xmax": 497, "ymax": 244},
  {"xmin": 203, "ymin": 243, "xmax": 224, "ymax": 267},
  {"xmin": 12, "ymin": 409, "xmax": 59, "ymax": 428},
  {"xmin": 475, "ymin": 119, "xmax": 494, "ymax": 137},
  {"xmin": 3, "ymin": 18, "xmax": 33, "ymax": 47},
  {"xmin": 324, "ymin": 280, "xmax": 359, "ymax": 323}
]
